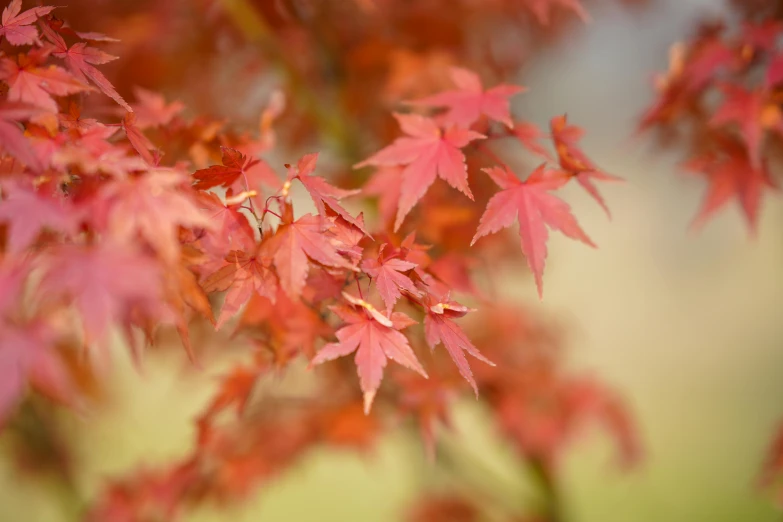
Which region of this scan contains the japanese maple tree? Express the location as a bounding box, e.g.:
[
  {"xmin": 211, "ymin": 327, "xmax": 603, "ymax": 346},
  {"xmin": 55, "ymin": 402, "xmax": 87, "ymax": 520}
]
[{"xmin": 0, "ymin": 1, "xmax": 647, "ymax": 521}]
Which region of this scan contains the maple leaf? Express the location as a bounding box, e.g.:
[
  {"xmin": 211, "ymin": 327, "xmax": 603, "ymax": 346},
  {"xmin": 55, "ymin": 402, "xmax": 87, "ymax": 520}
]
[
  {"xmin": 0, "ymin": 322, "xmax": 75, "ymax": 426},
  {"xmin": 39, "ymin": 244, "xmax": 168, "ymax": 347},
  {"xmin": 683, "ymin": 140, "xmax": 777, "ymax": 234},
  {"xmin": 193, "ymin": 191, "xmax": 256, "ymax": 256},
  {"xmin": 40, "ymin": 20, "xmax": 131, "ymax": 111},
  {"xmin": 50, "ymin": 125, "xmax": 148, "ymax": 178},
  {"xmin": 59, "ymin": 100, "xmax": 100, "ymax": 132},
  {"xmin": 355, "ymin": 113, "xmax": 484, "ymax": 231},
  {"xmin": 0, "ymin": 180, "xmax": 79, "ymax": 254},
  {"xmin": 166, "ymin": 263, "xmax": 215, "ymax": 361},
  {"xmin": 199, "ymin": 366, "xmax": 260, "ymax": 422},
  {"xmin": 471, "ymin": 165, "xmax": 595, "ymax": 298},
  {"xmin": 550, "ymin": 115, "xmax": 623, "ymax": 217},
  {"xmin": 285, "ymin": 153, "xmax": 365, "ymax": 234},
  {"xmin": 427, "ymin": 252, "xmax": 484, "ymax": 299},
  {"xmin": 422, "ymin": 293, "xmax": 493, "ymax": 395},
  {"xmin": 360, "ymin": 245, "xmax": 419, "ymax": 314},
  {"xmin": 311, "ymin": 293, "xmax": 427, "ymax": 413},
  {"xmin": 512, "ymin": 120, "xmax": 553, "ymax": 160},
  {"xmin": 394, "ymin": 370, "xmax": 456, "ymax": 461},
  {"xmin": 495, "ymin": 374, "xmax": 639, "ymax": 470},
  {"xmin": 316, "ymin": 401, "xmax": 380, "ymax": 450},
  {"xmin": 98, "ymin": 168, "xmax": 213, "ymax": 262},
  {"xmin": 267, "ymin": 214, "xmax": 356, "ymax": 299},
  {"xmin": 710, "ymin": 84, "xmax": 783, "ymax": 168},
  {"xmin": 193, "ymin": 146, "xmax": 279, "ymax": 192},
  {"xmin": 407, "ymin": 67, "xmax": 525, "ymax": 128},
  {"xmin": 322, "ymin": 213, "xmax": 366, "ymax": 269},
  {"xmin": 122, "ymin": 112, "xmax": 158, "ymax": 165},
  {"xmin": 0, "ymin": 101, "xmax": 46, "ymax": 170},
  {"xmin": 0, "ymin": 0, "xmax": 55, "ymax": 46},
  {"xmin": 202, "ymin": 249, "xmax": 278, "ymax": 330},
  {"xmin": 0, "ymin": 54, "xmax": 92, "ymax": 113},
  {"xmin": 238, "ymin": 288, "xmax": 332, "ymax": 362},
  {"xmin": 131, "ymin": 86, "xmax": 185, "ymax": 129}
]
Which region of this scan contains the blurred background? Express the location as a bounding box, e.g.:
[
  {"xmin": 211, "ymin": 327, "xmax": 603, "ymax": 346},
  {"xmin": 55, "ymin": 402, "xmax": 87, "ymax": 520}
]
[{"xmin": 3, "ymin": 0, "xmax": 783, "ymax": 521}]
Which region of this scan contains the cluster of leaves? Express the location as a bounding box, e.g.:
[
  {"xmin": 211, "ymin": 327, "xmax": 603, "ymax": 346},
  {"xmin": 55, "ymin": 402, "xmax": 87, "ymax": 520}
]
[
  {"xmin": 48, "ymin": 0, "xmax": 648, "ymax": 161},
  {"xmin": 640, "ymin": 0, "xmax": 783, "ymax": 506},
  {"xmin": 0, "ymin": 1, "xmax": 640, "ymax": 521},
  {"xmin": 640, "ymin": 15, "xmax": 783, "ymax": 233}
]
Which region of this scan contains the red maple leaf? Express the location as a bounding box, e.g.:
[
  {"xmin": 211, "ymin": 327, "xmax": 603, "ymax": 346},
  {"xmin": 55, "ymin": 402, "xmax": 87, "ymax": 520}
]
[
  {"xmin": 550, "ymin": 115, "xmax": 622, "ymax": 217},
  {"xmin": 427, "ymin": 252, "xmax": 484, "ymax": 299},
  {"xmin": 0, "ymin": 102, "xmax": 46, "ymax": 170},
  {"xmin": 512, "ymin": 120, "xmax": 553, "ymax": 160},
  {"xmin": 0, "ymin": 321, "xmax": 75, "ymax": 425},
  {"xmin": 407, "ymin": 67, "xmax": 524, "ymax": 128},
  {"xmin": 394, "ymin": 370, "xmax": 456, "ymax": 461},
  {"xmin": 355, "ymin": 113, "xmax": 484, "ymax": 231},
  {"xmin": 285, "ymin": 153, "xmax": 365, "ymax": 234},
  {"xmin": 266, "ymin": 214, "xmax": 355, "ymax": 299},
  {"xmin": 121, "ymin": 111, "xmax": 157, "ymax": 165},
  {"xmin": 39, "ymin": 244, "xmax": 168, "ymax": 347},
  {"xmin": 193, "ymin": 146, "xmax": 279, "ymax": 192},
  {"xmin": 40, "ymin": 19, "xmax": 131, "ymax": 111},
  {"xmin": 202, "ymin": 249, "xmax": 278, "ymax": 330},
  {"xmin": 710, "ymin": 84, "xmax": 783, "ymax": 168},
  {"xmin": 0, "ymin": 180, "xmax": 79, "ymax": 254},
  {"xmin": 0, "ymin": 53, "xmax": 92, "ymax": 113},
  {"xmin": 683, "ymin": 139, "xmax": 778, "ymax": 234},
  {"xmin": 311, "ymin": 293, "xmax": 427, "ymax": 414},
  {"xmin": 97, "ymin": 168, "xmax": 212, "ymax": 262},
  {"xmin": 199, "ymin": 366, "xmax": 260, "ymax": 422},
  {"xmin": 0, "ymin": 0, "xmax": 55, "ymax": 46},
  {"xmin": 238, "ymin": 288, "xmax": 332, "ymax": 362},
  {"xmin": 50, "ymin": 125, "xmax": 148, "ymax": 178},
  {"xmin": 131, "ymin": 87, "xmax": 185, "ymax": 129},
  {"xmin": 360, "ymin": 245, "xmax": 419, "ymax": 314},
  {"xmin": 422, "ymin": 292, "xmax": 494, "ymax": 394},
  {"xmin": 471, "ymin": 165, "xmax": 595, "ymax": 298},
  {"xmin": 193, "ymin": 191, "xmax": 256, "ymax": 256}
]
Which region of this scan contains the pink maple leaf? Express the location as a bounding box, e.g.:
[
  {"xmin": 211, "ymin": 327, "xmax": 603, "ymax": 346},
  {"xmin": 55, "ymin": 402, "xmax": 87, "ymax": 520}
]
[
  {"xmin": 355, "ymin": 113, "xmax": 484, "ymax": 231},
  {"xmin": 0, "ymin": 180, "xmax": 79, "ymax": 254},
  {"xmin": 311, "ymin": 295, "xmax": 427, "ymax": 414},
  {"xmin": 472, "ymin": 165, "xmax": 595, "ymax": 298},
  {"xmin": 0, "ymin": 0, "xmax": 55, "ymax": 46},
  {"xmin": 408, "ymin": 67, "xmax": 524, "ymax": 128}
]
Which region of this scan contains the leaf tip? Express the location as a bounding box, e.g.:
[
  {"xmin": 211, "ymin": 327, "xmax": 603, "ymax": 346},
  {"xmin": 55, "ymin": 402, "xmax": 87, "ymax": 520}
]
[{"xmin": 363, "ymin": 390, "xmax": 377, "ymax": 415}]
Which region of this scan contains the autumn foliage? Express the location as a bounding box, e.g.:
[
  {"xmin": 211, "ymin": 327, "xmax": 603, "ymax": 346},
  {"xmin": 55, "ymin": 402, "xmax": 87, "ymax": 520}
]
[{"xmin": 0, "ymin": 0, "xmax": 779, "ymax": 520}]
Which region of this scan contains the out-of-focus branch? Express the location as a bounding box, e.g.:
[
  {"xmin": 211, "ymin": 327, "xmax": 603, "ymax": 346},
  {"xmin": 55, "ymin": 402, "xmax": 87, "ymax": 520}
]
[
  {"xmin": 219, "ymin": 0, "xmax": 362, "ymax": 162},
  {"xmin": 527, "ymin": 456, "xmax": 565, "ymax": 522}
]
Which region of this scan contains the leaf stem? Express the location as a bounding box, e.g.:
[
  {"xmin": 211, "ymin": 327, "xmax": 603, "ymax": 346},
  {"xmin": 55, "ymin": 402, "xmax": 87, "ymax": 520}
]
[
  {"xmin": 476, "ymin": 142, "xmax": 510, "ymax": 170},
  {"xmin": 218, "ymin": 0, "xmax": 362, "ymax": 162},
  {"xmin": 527, "ymin": 456, "xmax": 565, "ymax": 522}
]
